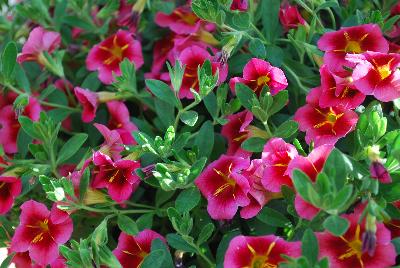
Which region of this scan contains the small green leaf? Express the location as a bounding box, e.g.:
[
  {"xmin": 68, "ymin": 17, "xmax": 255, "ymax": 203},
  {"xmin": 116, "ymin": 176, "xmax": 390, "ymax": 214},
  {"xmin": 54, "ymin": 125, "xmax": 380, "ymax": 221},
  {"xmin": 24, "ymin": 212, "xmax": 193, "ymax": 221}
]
[
  {"xmin": 268, "ymin": 90, "xmax": 288, "ymax": 115},
  {"xmin": 302, "ymin": 229, "xmax": 319, "ymax": 266},
  {"xmin": 0, "ymin": 253, "xmax": 15, "ymax": 268},
  {"xmin": 117, "ymin": 214, "xmax": 139, "ymax": 235},
  {"xmin": 175, "ymin": 187, "xmax": 201, "ymax": 213},
  {"xmin": 197, "ymin": 223, "xmax": 215, "ymax": 245},
  {"xmin": 195, "ymin": 121, "xmax": 214, "ymax": 158},
  {"xmin": 145, "ymin": 79, "xmax": 180, "ymax": 108},
  {"xmin": 180, "ymin": 110, "xmax": 199, "ymax": 126},
  {"xmin": 166, "ymin": 234, "xmax": 197, "ymax": 253},
  {"xmin": 274, "ymin": 120, "xmax": 298, "ymax": 138},
  {"xmin": 292, "ymin": 169, "xmax": 313, "ymax": 203},
  {"xmin": 2, "ymin": 41, "xmax": 17, "ymax": 80},
  {"xmin": 57, "ymin": 133, "xmax": 88, "ymax": 164},
  {"xmin": 323, "ymin": 215, "xmax": 349, "ymax": 236},
  {"xmin": 241, "ymin": 137, "xmax": 266, "ymax": 152},
  {"xmin": 249, "ymin": 38, "xmax": 266, "ymax": 58},
  {"xmin": 235, "ymin": 83, "xmax": 258, "ymax": 111},
  {"xmin": 141, "ymin": 250, "xmax": 165, "ymax": 268},
  {"xmin": 257, "ymin": 207, "xmax": 290, "ymax": 227}
]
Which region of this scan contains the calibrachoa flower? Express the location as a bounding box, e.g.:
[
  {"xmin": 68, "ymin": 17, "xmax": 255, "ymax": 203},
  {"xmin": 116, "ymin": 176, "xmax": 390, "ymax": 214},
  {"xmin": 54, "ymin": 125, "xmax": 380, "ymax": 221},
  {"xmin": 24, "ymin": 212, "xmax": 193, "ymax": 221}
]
[
  {"xmin": 346, "ymin": 51, "xmax": 400, "ymax": 102},
  {"xmin": 94, "ymin": 123, "xmax": 124, "ymax": 160},
  {"xmin": 221, "ymin": 110, "xmax": 253, "ymax": 158},
  {"xmin": 317, "ymin": 24, "xmax": 389, "ymax": 76},
  {"xmin": 287, "ymin": 145, "xmax": 333, "ymax": 220},
  {"xmin": 224, "ymin": 235, "xmax": 301, "ymax": 268},
  {"xmin": 86, "ymin": 30, "xmax": 144, "ymax": 84},
  {"xmin": 92, "ymin": 151, "xmax": 141, "ymax": 203},
  {"xmin": 279, "ymin": 3, "xmax": 306, "ymax": 32},
  {"xmin": 0, "ymin": 176, "xmax": 22, "ymax": 214},
  {"xmin": 195, "ymin": 155, "xmax": 250, "ymax": 220},
  {"xmin": 319, "ymin": 65, "xmax": 365, "ymax": 109},
  {"xmin": 230, "ymin": 0, "xmax": 248, "ymax": 11},
  {"xmin": 369, "ymin": 161, "xmax": 392, "ymax": 183},
  {"xmin": 294, "ymin": 87, "xmax": 358, "ymax": 146},
  {"xmin": 17, "ymin": 26, "xmax": 61, "ymax": 65},
  {"xmin": 10, "ymin": 200, "xmax": 73, "ymax": 266},
  {"xmin": 106, "ymin": 101, "xmax": 138, "ymax": 145},
  {"xmin": 261, "ymin": 138, "xmax": 298, "ymax": 192},
  {"xmin": 178, "ymin": 45, "xmax": 227, "ymax": 99},
  {"xmin": 317, "ymin": 209, "xmax": 396, "ymax": 268},
  {"xmin": 11, "ymin": 251, "xmax": 67, "ymax": 268},
  {"xmin": 74, "ymin": 87, "xmax": 98, "ymax": 123},
  {"xmin": 229, "ymin": 58, "xmax": 288, "ymax": 96},
  {"xmin": 113, "ymin": 229, "xmax": 166, "ymax": 268}
]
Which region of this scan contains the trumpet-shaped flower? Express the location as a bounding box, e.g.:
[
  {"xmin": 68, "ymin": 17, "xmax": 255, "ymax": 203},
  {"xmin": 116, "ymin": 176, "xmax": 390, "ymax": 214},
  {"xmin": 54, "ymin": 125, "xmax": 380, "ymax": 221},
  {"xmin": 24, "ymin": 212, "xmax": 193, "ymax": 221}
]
[
  {"xmin": 346, "ymin": 51, "xmax": 400, "ymax": 102},
  {"xmin": 74, "ymin": 87, "xmax": 98, "ymax": 123},
  {"xmin": 10, "ymin": 200, "xmax": 73, "ymax": 266},
  {"xmin": 317, "ymin": 24, "xmax": 388, "ymax": 76},
  {"xmin": 113, "ymin": 229, "xmax": 166, "ymax": 268},
  {"xmin": 230, "ymin": 0, "xmax": 248, "ymax": 11},
  {"xmin": 86, "ymin": 30, "xmax": 143, "ymax": 84},
  {"xmin": 229, "ymin": 58, "xmax": 288, "ymax": 96},
  {"xmin": 294, "ymin": 87, "xmax": 358, "ymax": 146},
  {"xmin": 195, "ymin": 155, "xmax": 250, "ymax": 220},
  {"xmin": 279, "ymin": 3, "xmax": 306, "ymax": 32},
  {"xmin": 224, "ymin": 234, "xmax": 301, "ymax": 268},
  {"xmin": 106, "ymin": 101, "xmax": 138, "ymax": 145},
  {"xmin": 261, "ymin": 138, "xmax": 298, "ymax": 192},
  {"xmin": 0, "ymin": 176, "xmax": 22, "ymax": 214}
]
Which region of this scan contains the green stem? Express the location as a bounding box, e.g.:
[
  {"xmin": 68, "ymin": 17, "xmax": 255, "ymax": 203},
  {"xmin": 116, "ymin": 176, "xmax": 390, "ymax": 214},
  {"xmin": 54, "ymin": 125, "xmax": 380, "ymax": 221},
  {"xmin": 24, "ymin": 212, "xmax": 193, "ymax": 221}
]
[
  {"xmin": 40, "ymin": 100, "xmax": 81, "ymax": 112},
  {"xmin": 76, "ymin": 204, "xmax": 154, "ymax": 215},
  {"xmin": 123, "ymin": 201, "xmax": 156, "ymax": 209}
]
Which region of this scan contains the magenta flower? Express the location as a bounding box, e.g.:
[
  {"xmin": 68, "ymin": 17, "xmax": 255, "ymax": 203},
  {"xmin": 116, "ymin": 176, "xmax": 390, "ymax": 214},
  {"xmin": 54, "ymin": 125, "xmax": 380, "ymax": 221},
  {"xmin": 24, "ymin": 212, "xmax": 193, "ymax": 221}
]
[
  {"xmin": 287, "ymin": 145, "xmax": 332, "ymax": 220},
  {"xmin": 370, "ymin": 161, "xmax": 392, "ymax": 184},
  {"xmin": 10, "ymin": 200, "xmax": 73, "ymax": 266},
  {"xmin": 106, "ymin": 101, "xmax": 138, "ymax": 145},
  {"xmin": 94, "ymin": 123, "xmax": 124, "ymax": 160},
  {"xmin": 0, "ymin": 176, "xmax": 22, "ymax": 214},
  {"xmin": 229, "ymin": 58, "xmax": 288, "ymax": 96},
  {"xmin": 261, "ymin": 138, "xmax": 298, "ymax": 192},
  {"xmin": 12, "ymin": 251, "xmax": 66, "ymax": 268},
  {"xmin": 17, "ymin": 27, "xmax": 61, "ymax": 65},
  {"xmin": 224, "ymin": 234, "xmax": 301, "ymax": 268},
  {"xmin": 346, "ymin": 51, "xmax": 400, "ymax": 102},
  {"xmin": 155, "ymin": 6, "xmax": 214, "ymax": 34},
  {"xmin": 178, "ymin": 45, "xmax": 227, "ymax": 99},
  {"xmin": 279, "ymin": 3, "xmax": 306, "ymax": 32},
  {"xmin": 92, "ymin": 151, "xmax": 141, "ymax": 203},
  {"xmin": 113, "ymin": 229, "xmax": 166, "ymax": 268},
  {"xmin": 74, "ymin": 87, "xmax": 98, "ymax": 123},
  {"xmin": 317, "ymin": 24, "xmax": 388, "ymax": 76},
  {"xmin": 195, "ymin": 155, "xmax": 251, "ymax": 220},
  {"xmin": 221, "ymin": 110, "xmax": 253, "ymax": 158},
  {"xmin": 319, "ymin": 65, "xmax": 365, "ymax": 109},
  {"xmin": 230, "ymin": 0, "xmax": 248, "ymax": 11},
  {"xmin": 294, "ymin": 87, "xmax": 358, "ymax": 146},
  {"xmin": 240, "ymin": 159, "xmax": 282, "ymax": 219},
  {"xmin": 86, "ymin": 30, "xmax": 143, "ymax": 84},
  {"xmin": 317, "ymin": 209, "xmax": 396, "ymax": 268}
]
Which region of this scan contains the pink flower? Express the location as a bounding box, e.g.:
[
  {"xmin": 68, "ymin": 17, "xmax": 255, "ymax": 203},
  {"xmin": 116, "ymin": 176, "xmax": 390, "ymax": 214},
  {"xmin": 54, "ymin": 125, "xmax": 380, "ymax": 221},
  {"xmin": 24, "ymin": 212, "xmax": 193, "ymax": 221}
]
[
  {"xmin": 74, "ymin": 87, "xmax": 98, "ymax": 123},
  {"xmin": 317, "ymin": 209, "xmax": 396, "ymax": 268},
  {"xmin": 117, "ymin": 0, "xmax": 139, "ymax": 33},
  {"xmin": 229, "ymin": 58, "xmax": 288, "ymax": 96},
  {"xmin": 178, "ymin": 45, "xmax": 227, "ymax": 99},
  {"xmin": 279, "ymin": 3, "xmax": 306, "ymax": 32},
  {"xmin": 155, "ymin": 6, "xmax": 213, "ymax": 34},
  {"xmin": 86, "ymin": 30, "xmax": 143, "ymax": 84},
  {"xmin": 319, "ymin": 65, "xmax": 365, "ymax": 109},
  {"xmin": 224, "ymin": 235, "xmax": 301, "ymax": 268},
  {"xmin": 317, "ymin": 24, "xmax": 388, "ymax": 76},
  {"xmin": 240, "ymin": 159, "xmax": 282, "ymax": 219},
  {"xmin": 294, "ymin": 87, "xmax": 358, "ymax": 146},
  {"xmin": 10, "ymin": 200, "xmax": 73, "ymax": 266},
  {"xmin": 17, "ymin": 27, "xmax": 61, "ymax": 65},
  {"xmin": 92, "ymin": 151, "xmax": 141, "ymax": 203},
  {"xmin": 0, "ymin": 176, "xmax": 22, "ymax": 214},
  {"xmin": 0, "ymin": 95, "xmax": 41, "ymax": 154},
  {"xmin": 261, "ymin": 138, "xmax": 298, "ymax": 192},
  {"xmin": 287, "ymin": 145, "xmax": 333, "ymax": 220},
  {"xmin": 94, "ymin": 123, "xmax": 124, "ymax": 160},
  {"xmin": 221, "ymin": 110, "xmax": 253, "ymax": 158},
  {"xmin": 230, "ymin": 0, "xmax": 248, "ymax": 11},
  {"xmin": 11, "ymin": 251, "xmax": 67, "ymax": 268},
  {"xmin": 346, "ymin": 51, "xmax": 400, "ymax": 102},
  {"xmin": 370, "ymin": 161, "xmax": 392, "ymax": 183},
  {"xmin": 195, "ymin": 155, "xmax": 250, "ymax": 220},
  {"xmin": 106, "ymin": 101, "xmax": 138, "ymax": 145},
  {"xmin": 113, "ymin": 229, "xmax": 166, "ymax": 268}
]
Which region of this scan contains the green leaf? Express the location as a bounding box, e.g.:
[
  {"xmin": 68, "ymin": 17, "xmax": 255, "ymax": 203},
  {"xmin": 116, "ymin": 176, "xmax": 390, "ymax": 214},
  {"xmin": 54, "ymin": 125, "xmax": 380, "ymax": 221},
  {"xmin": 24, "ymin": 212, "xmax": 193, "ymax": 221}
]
[
  {"xmin": 322, "ymin": 148, "xmax": 351, "ymax": 191},
  {"xmin": 2, "ymin": 41, "xmax": 17, "ymax": 80},
  {"xmin": 241, "ymin": 137, "xmax": 265, "ymax": 152},
  {"xmin": 97, "ymin": 0, "xmax": 119, "ymax": 19},
  {"xmin": 323, "ymin": 215, "xmax": 349, "ymax": 236},
  {"xmin": 180, "ymin": 110, "xmax": 199, "ymax": 126},
  {"xmin": 117, "ymin": 214, "xmax": 139, "ymax": 235},
  {"xmin": 141, "ymin": 250, "xmax": 165, "ymax": 268},
  {"xmin": 195, "ymin": 121, "xmax": 214, "ymax": 158},
  {"xmin": 18, "ymin": 116, "xmax": 41, "ymax": 140},
  {"xmin": 257, "ymin": 207, "xmax": 290, "ymax": 227},
  {"xmin": 145, "ymin": 79, "xmax": 180, "ymax": 108},
  {"xmin": 235, "ymin": 83, "xmax": 258, "ymax": 111},
  {"xmin": 330, "ymin": 185, "xmax": 353, "ymax": 212},
  {"xmin": 197, "ymin": 223, "xmax": 215, "ymax": 245},
  {"xmin": 92, "ymin": 218, "xmax": 109, "ymax": 246},
  {"xmin": 0, "ymin": 253, "xmax": 15, "ymax": 268},
  {"xmin": 98, "ymin": 245, "xmax": 122, "ymax": 268},
  {"xmin": 203, "ymin": 92, "xmax": 218, "ymax": 119},
  {"xmin": 302, "ymin": 229, "xmax": 319, "ymax": 266},
  {"xmin": 292, "ymin": 169, "xmax": 313, "ymax": 203},
  {"xmin": 149, "ymin": 238, "xmax": 174, "ymax": 268},
  {"xmin": 265, "ymin": 45, "xmax": 284, "ymax": 67},
  {"xmin": 249, "ymin": 38, "xmax": 266, "ymax": 58},
  {"xmin": 231, "ymin": 12, "xmax": 250, "ymax": 30},
  {"xmin": 191, "ymin": 0, "xmax": 219, "ymax": 22},
  {"xmin": 268, "ymin": 90, "xmax": 288, "ymax": 115},
  {"xmin": 261, "ymin": 0, "xmax": 280, "ymax": 42},
  {"xmin": 57, "ymin": 133, "xmax": 88, "ymax": 164},
  {"xmin": 137, "ymin": 214, "xmax": 154, "ymax": 231},
  {"xmin": 166, "ymin": 234, "xmax": 197, "ymax": 253},
  {"xmin": 274, "ymin": 120, "xmax": 298, "ymax": 138},
  {"xmin": 175, "ymin": 187, "xmax": 201, "ymax": 213},
  {"xmin": 79, "ymin": 168, "xmax": 90, "ymax": 202}
]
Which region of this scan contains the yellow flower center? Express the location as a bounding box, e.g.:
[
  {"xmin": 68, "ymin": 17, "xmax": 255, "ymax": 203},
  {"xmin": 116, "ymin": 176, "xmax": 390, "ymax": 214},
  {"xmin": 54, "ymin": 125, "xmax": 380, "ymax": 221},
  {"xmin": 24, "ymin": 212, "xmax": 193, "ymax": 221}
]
[
  {"xmin": 213, "ymin": 163, "xmax": 236, "ymax": 196},
  {"xmin": 339, "ymin": 225, "xmax": 365, "ymax": 268},
  {"xmin": 247, "ymin": 241, "xmax": 278, "ymax": 268},
  {"xmin": 100, "ymin": 35, "xmax": 129, "ymax": 65},
  {"xmin": 345, "ymin": 41, "xmax": 362, "ymax": 53},
  {"xmin": 27, "ymin": 219, "xmax": 52, "ymax": 244},
  {"xmin": 257, "ymin": 75, "xmax": 271, "ymax": 87},
  {"xmin": 377, "ymin": 65, "xmax": 392, "ymax": 80}
]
